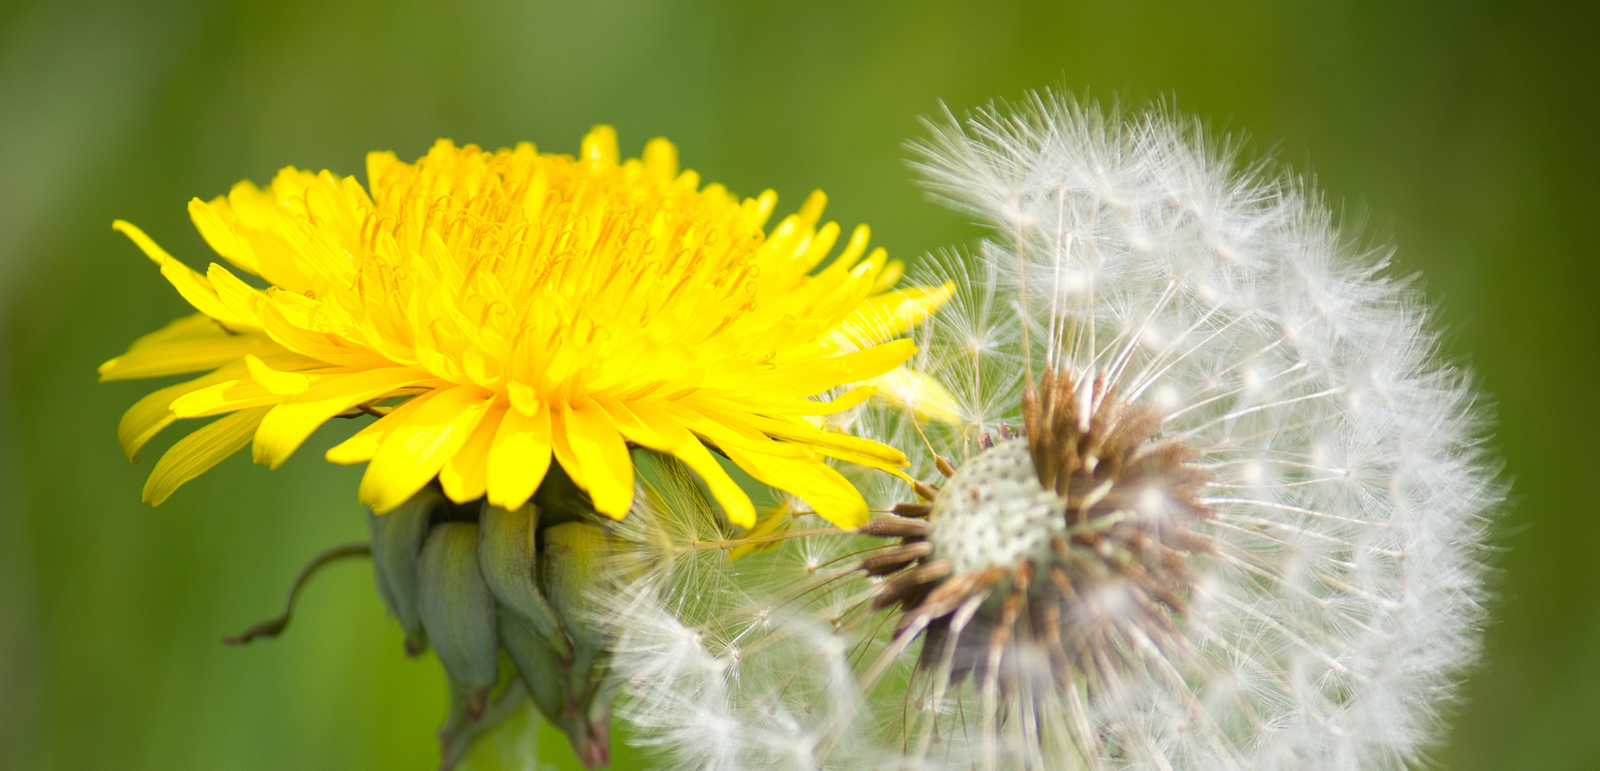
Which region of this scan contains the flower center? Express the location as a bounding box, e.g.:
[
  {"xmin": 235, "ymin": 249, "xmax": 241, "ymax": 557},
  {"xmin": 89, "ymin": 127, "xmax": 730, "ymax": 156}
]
[
  {"xmin": 928, "ymin": 438, "xmax": 1066, "ymax": 575},
  {"xmin": 857, "ymin": 370, "xmax": 1216, "ymax": 670},
  {"xmin": 922, "ymin": 368, "xmax": 1214, "ymax": 597},
  {"xmin": 1017, "ymin": 370, "xmax": 1214, "ymax": 611}
]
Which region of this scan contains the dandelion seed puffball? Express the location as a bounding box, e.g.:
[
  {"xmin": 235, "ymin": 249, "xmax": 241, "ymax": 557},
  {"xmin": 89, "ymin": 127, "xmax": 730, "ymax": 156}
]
[{"xmin": 611, "ymin": 93, "xmax": 1501, "ymax": 771}]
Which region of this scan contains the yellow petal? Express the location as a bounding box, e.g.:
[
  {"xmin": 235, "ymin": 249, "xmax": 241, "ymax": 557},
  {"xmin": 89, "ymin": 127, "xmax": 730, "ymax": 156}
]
[
  {"xmin": 365, "ymin": 151, "xmax": 402, "ymax": 201},
  {"xmin": 225, "ymin": 179, "xmax": 276, "ymax": 225},
  {"xmin": 796, "ymin": 190, "xmax": 827, "ymax": 231},
  {"xmin": 255, "ymin": 300, "xmax": 391, "ymax": 369},
  {"xmin": 613, "ymin": 400, "xmax": 755, "ymax": 526},
  {"xmin": 168, "ymin": 377, "xmax": 283, "ymax": 418},
  {"xmin": 738, "ymin": 412, "xmax": 907, "ymax": 470},
  {"xmin": 546, "ymin": 402, "xmax": 589, "ymax": 514},
  {"xmin": 609, "ymin": 399, "xmax": 694, "ymax": 449},
  {"xmin": 594, "ymin": 395, "xmax": 685, "ymax": 451},
  {"xmin": 642, "ymin": 138, "xmax": 678, "ymax": 178},
  {"xmin": 117, "ymin": 363, "xmax": 245, "ymax": 462},
  {"xmin": 243, "ymin": 354, "xmax": 320, "ymax": 396},
  {"xmin": 99, "ymin": 314, "xmax": 273, "ymax": 382},
  {"xmin": 729, "ymin": 499, "xmax": 798, "ymax": 561},
  {"xmin": 582, "ymin": 125, "xmax": 619, "ymax": 167},
  {"xmin": 325, "ymin": 389, "xmax": 438, "ymax": 465},
  {"xmin": 253, "ymin": 367, "xmax": 443, "ymax": 468},
  {"xmin": 748, "ymin": 189, "xmax": 778, "ymax": 229},
  {"xmin": 358, "ymin": 386, "xmax": 495, "ymax": 513},
  {"xmin": 655, "ymin": 401, "xmax": 808, "ymax": 458},
  {"xmin": 142, "ymin": 406, "xmax": 271, "ymax": 505},
  {"xmin": 868, "ymin": 366, "xmax": 964, "ymax": 424},
  {"xmin": 205, "ymin": 263, "xmax": 268, "ymax": 325},
  {"xmin": 112, "ymin": 312, "xmax": 220, "ymax": 350},
  {"xmin": 829, "ymin": 282, "xmax": 956, "ymax": 349},
  {"xmin": 101, "ymin": 334, "xmax": 297, "ymax": 382},
  {"xmin": 241, "ymin": 225, "xmax": 317, "ymax": 294},
  {"xmin": 702, "ymin": 385, "xmax": 877, "ymax": 417},
  {"xmin": 113, "ymin": 220, "xmax": 255, "ymax": 329},
  {"xmin": 744, "ymin": 338, "xmax": 916, "ymax": 397},
  {"xmin": 868, "ymin": 258, "xmax": 905, "ymax": 294},
  {"xmin": 668, "ymin": 438, "xmax": 756, "ymax": 529},
  {"xmin": 188, "ymin": 197, "xmax": 260, "ymax": 275},
  {"xmin": 486, "ymin": 403, "xmax": 554, "ymax": 511},
  {"xmin": 563, "ymin": 397, "xmax": 634, "ymax": 520},
  {"xmin": 720, "ymin": 446, "xmax": 869, "ymax": 529},
  {"xmin": 439, "ymin": 400, "xmax": 508, "ymax": 504}
]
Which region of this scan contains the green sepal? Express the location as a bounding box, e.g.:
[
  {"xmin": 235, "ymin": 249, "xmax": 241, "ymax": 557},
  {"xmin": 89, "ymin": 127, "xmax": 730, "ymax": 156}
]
[
  {"xmin": 418, "ymin": 521, "xmax": 499, "ymax": 720},
  {"xmin": 536, "ymin": 521, "xmax": 618, "ymax": 768},
  {"xmin": 498, "ymin": 608, "xmax": 568, "ymax": 727},
  {"xmin": 368, "ymin": 487, "xmax": 441, "ymax": 656},
  {"xmin": 479, "ymin": 501, "xmax": 573, "ymax": 659}
]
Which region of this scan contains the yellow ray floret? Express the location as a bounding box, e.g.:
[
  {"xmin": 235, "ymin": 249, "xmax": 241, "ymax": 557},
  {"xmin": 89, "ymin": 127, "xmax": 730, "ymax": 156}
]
[{"xmin": 105, "ymin": 128, "xmax": 954, "ymax": 529}]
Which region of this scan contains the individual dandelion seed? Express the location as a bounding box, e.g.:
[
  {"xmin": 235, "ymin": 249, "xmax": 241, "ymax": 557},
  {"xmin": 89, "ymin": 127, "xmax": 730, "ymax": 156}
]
[
  {"xmin": 610, "ymin": 93, "xmax": 1503, "ymax": 771},
  {"xmin": 99, "ymin": 127, "xmax": 958, "ymax": 768}
]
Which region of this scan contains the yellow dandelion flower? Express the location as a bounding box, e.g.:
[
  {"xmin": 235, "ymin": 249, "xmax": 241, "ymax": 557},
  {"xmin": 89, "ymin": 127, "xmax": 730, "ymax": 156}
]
[{"xmin": 104, "ymin": 127, "xmax": 954, "ymax": 529}]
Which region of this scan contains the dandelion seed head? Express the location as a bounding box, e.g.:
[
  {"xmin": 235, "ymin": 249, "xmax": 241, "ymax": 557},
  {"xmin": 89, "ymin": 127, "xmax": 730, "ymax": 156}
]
[{"xmin": 608, "ymin": 92, "xmax": 1501, "ymax": 771}]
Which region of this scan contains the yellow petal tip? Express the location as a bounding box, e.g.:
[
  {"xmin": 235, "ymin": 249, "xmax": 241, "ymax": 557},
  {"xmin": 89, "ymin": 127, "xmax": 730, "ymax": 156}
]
[{"xmin": 582, "ymin": 125, "xmax": 620, "ymax": 167}]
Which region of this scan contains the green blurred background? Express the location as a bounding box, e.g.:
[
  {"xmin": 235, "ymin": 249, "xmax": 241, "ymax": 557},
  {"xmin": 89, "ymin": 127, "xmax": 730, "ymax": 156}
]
[{"xmin": 1, "ymin": 0, "xmax": 1595, "ymax": 768}]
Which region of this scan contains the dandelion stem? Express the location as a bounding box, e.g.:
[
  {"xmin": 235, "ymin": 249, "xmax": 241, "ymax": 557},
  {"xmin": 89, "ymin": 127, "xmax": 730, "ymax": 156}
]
[{"xmin": 223, "ymin": 541, "xmax": 372, "ymax": 645}]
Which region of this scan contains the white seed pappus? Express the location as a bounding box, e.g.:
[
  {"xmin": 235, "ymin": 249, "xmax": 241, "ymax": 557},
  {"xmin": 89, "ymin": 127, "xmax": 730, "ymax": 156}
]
[{"xmin": 600, "ymin": 92, "xmax": 1503, "ymax": 771}]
